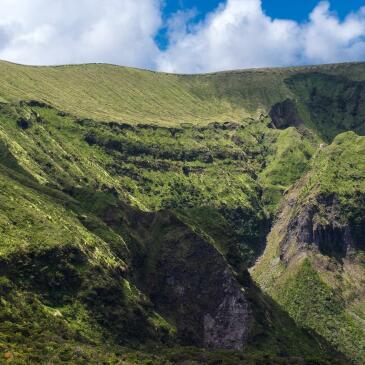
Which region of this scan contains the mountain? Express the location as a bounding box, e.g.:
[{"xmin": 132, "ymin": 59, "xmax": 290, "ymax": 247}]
[
  {"xmin": 0, "ymin": 60, "xmax": 364, "ymax": 364},
  {"xmin": 252, "ymin": 131, "xmax": 365, "ymax": 364}
]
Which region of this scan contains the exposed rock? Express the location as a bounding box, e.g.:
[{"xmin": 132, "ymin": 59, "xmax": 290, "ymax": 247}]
[
  {"xmin": 269, "ymin": 99, "xmax": 302, "ymax": 129},
  {"xmin": 105, "ymin": 121, "xmax": 135, "ymax": 131},
  {"xmin": 129, "ymin": 211, "xmax": 252, "ymax": 350},
  {"xmin": 57, "ymin": 111, "xmax": 68, "ymax": 117},
  {"xmin": 26, "ymin": 100, "xmax": 52, "ymax": 108},
  {"xmin": 17, "ymin": 117, "xmax": 32, "ymax": 130},
  {"xmin": 282, "ymin": 194, "xmax": 356, "ymax": 260},
  {"xmin": 202, "ymin": 153, "xmax": 214, "ymax": 163},
  {"xmin": 231, "ymin": 135, "xmax": 245, "ymax": 146},
  {"xmin": 76, "ymin": 118, "xmax": 95, "ymax": 127},
  {"xmin": 203, "ymin": 269, "xmax": 251, "ymax": 350}
]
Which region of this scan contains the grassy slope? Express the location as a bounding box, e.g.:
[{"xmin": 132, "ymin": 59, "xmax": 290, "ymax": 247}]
[
  {"xmin": 258, "ymin": 127, "xmax": 316, "ymax": 213},
  {"xmin": 0, "ymin": 61, "xmax": 365, "ymax": 126},
  {"xmin": 1, "ymin": 61, "xmax": 365, "ymax": 363},
  {"xmin": 0, "ymin": 100, "xmax": 342, "ymax": 364},
  {"xmin": 0, "ymin": 166, "xmax": 177, "ymax": 364},
  {"xmin": 252, "ymin": 133, "xmax": 365, "ymax": 364}
]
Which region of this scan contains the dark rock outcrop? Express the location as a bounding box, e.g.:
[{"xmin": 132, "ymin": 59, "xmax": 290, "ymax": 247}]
[
  {"xmin": 17, "ymin": 117, "xmax": 32, "ymax": 130},
  {"xmin": 25, "ymin": 100, "xmax": 52, "ymax": 108},
  {"xmin": 281, "ymin": 194, "xmax": 357, "ymax": 260},
  {"xmin": 269, "ymin": 99, "xmax": 302, "ymax": 129},
  {"xmin": 145, "ymin": 213, "xmax": 251, "ymax": 349},
  {"xmin": 79, "ymin": 194, "xmax": 253, "ymax": 350},
  {"xmin": 203, "ymin": 268, "xmax": 251, "ymax": 349},
  {"xmin": 117, "ymin": 209, "xmax": 252, "ymax": 350}
]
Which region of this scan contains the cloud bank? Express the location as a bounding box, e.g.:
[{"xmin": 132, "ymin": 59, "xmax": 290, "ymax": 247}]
[
  {"xmin": 0, "ymin": 0, "xmax": 162, "ymax": 68},
  {"xmin": 158, "ymin": 0, "xmax": 365, "ymax": 73},
  {"xmin": 0, "ymin": 0, "xmax": 364, "ymax": 73}
]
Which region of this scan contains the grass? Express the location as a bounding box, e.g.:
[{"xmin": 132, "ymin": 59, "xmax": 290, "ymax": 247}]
[
  {"xmin": 0, "ymin": 60, "xmax": 365, "ymax": 126},
  {"xmin": 274, "ymin": 259, "xmax": 365, "ymax": 364},
  {"xmin": 301, "ymin": 132, "xmax": 365, "ymax": 201},
  {"xmin": 252, "ymin": 131, "xmax": 365, "ymax": 364},
  {"xmin": 0, "ymin": 97, "xmax": 344, "ymax": 363},
  {"xmin": 1, "ymin": 61, "xmax": 365, "ymax": 363},
  {"xmin": 286, "ymin": 73, "xmax": 365, "ymax": 141},
  {"xmin": 259, "ymin": 127, "xmax": 316, "ymax": 213}
]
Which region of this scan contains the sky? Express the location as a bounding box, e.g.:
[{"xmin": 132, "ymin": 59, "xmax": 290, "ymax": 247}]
[{"xmin": 0, "ymin": 0, "xmax": 365, "ymax": 73}]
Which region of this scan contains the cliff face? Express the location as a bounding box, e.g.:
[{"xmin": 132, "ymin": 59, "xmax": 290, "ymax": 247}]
[
  {"xmin": 252, "ymin": 133, "xmax": 365, "ymax": 364},
  {"xmin": 269, "ymin": 99, "xmax": 302, "ymax": 129},
  {"xmin": 99, "ymin": 205, "xmax": 253, "ymax": 350},
  {"xmin": 281, "ymin": 193, "xmax": 358, "ymax": 260},
  {"xmin": 140, "ymin": 213, "xmax": 252, "ymax": 350}
]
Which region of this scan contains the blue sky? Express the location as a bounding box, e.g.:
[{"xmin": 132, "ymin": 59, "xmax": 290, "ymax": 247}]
[
  {"xmin": 163, "ymin": 0, "xmax": 365, "ymax": 22},
  {"xmin": 261, "ymin": 0, "xmax": 365, "ymax": 20},
  {"xmin": 157, "ymin": 0, "xmax": 365, "ymax": 48},
  {"xmin": 0, "ymin": 0, "xmax": 365, "ymax": 72}
]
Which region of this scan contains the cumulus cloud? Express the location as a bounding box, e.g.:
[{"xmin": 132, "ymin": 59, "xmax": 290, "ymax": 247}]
[
  {"xmin": 303, "ymin": 2, "xmax": 365, "ymax": 64},
  {"xmin": 0, "ymin": 0, "xmax": 365, "ymax": 73},
  {"xmin": 0, "ymin": 0, "xmax": 162, "ymax": 68},
  {"xmin": 157, "ymin": 0, "xmax": 365, "ymax": 73}
]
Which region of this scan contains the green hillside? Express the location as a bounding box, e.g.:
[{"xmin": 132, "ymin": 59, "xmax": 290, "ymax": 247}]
[
  {"xmin": 1, "ymin": 60, "xmax": 365, "ymax": 126},
  {"xmin": 252, "ymin": 132, "xmax": 365, "ymax": 364},
  {"xmin": 0, "ymin": 60, "xmax": 364, "ymax": 364}
]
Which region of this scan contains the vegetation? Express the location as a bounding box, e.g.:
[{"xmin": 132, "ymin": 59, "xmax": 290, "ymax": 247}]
[
  {"xmin": 252, "ymin": 133, "xmax": 365, "ymax": 363},
  {"xmin": 0, "ymin": 61, "xmax": 365, "ymax": 363},
  {"xmin": 0, "ymin": 60, "xmax": 365, "ymax": 126}
]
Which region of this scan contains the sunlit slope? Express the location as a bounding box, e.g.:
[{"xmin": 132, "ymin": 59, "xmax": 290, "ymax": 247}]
[{"xmin": 1, "ymin": 60, "xmax": 365, "ymax": 126}]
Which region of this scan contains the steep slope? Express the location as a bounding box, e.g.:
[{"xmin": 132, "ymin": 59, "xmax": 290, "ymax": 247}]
[
  {"xmin": 0, "ymin": 99, "xmax": 343, "ymax": 364},
  {"xmin": 1, "ymin": 60, "xmax": 365, "ymax": 364},
  {"xmin": 252, "ymin": 132, "xmax": 365, "ymax": 364},
  {"xmin": 285, "ymin": 73, "xmax": 365, "ymax": 141}
]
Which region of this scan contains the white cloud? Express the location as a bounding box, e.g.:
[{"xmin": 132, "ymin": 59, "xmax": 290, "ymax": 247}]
[
  {"xmin": 0, "ymin": 0, "xmax": 365, "ymax": 73},
  {"xmin": 0, "ymin": 0, "xmax": 162, "ymax": 68},
  {"xmin": 157, "ymin": 0, "xmax": 365, "ymax": 73},
  {"xmin": 303, "ymin": 2, "xmax": 365, "ymax": 64}
]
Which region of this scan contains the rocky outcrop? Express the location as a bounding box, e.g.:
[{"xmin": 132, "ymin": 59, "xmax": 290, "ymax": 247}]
[
  {"xmin": 269, "ymin": 99, "xmax": 302, "ymax": 129},
  {"xmin": 281, "ymin": 194, "xmax": 357, "ymax": 261},
  {"xmin": 17, "ymin": 117, "xmax": 32, "ymax": 129},
  {"xmin": 125, "ymin": 211, "xmax": 252, "ymax": 350},
  {"xmin": 86, "ymin": 196, "xmax": 253, "ymax": 350},
  {"xmin": 203, "ymin": 268, "xmax": 250, "ymax": 349},
  {"xmin": 253, "ymin": 185, "xmax": 365, "ymax": 364}
]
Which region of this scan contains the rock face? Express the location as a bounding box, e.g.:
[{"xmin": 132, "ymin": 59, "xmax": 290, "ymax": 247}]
[
  {"xmin": 129, "ymin": 211, "xmax": 252, "ymax": 349},
  {"xmin": 253, "ymin": 184, "xmax": 365, "ymax": 364},
  {"xmin": 281, "ymin": 194, "xmax": 357, "ymax": 260},
  {"xmin": 269, "ymin": 99, "xmax": 302, "ymax": 129},
  {"xmin": 203, "ymin": 269, "xmax": 250, "ymax": 350},
  {"xmin": 17, "ymin": 117, "xmax": 32, "ymax": 130}
]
